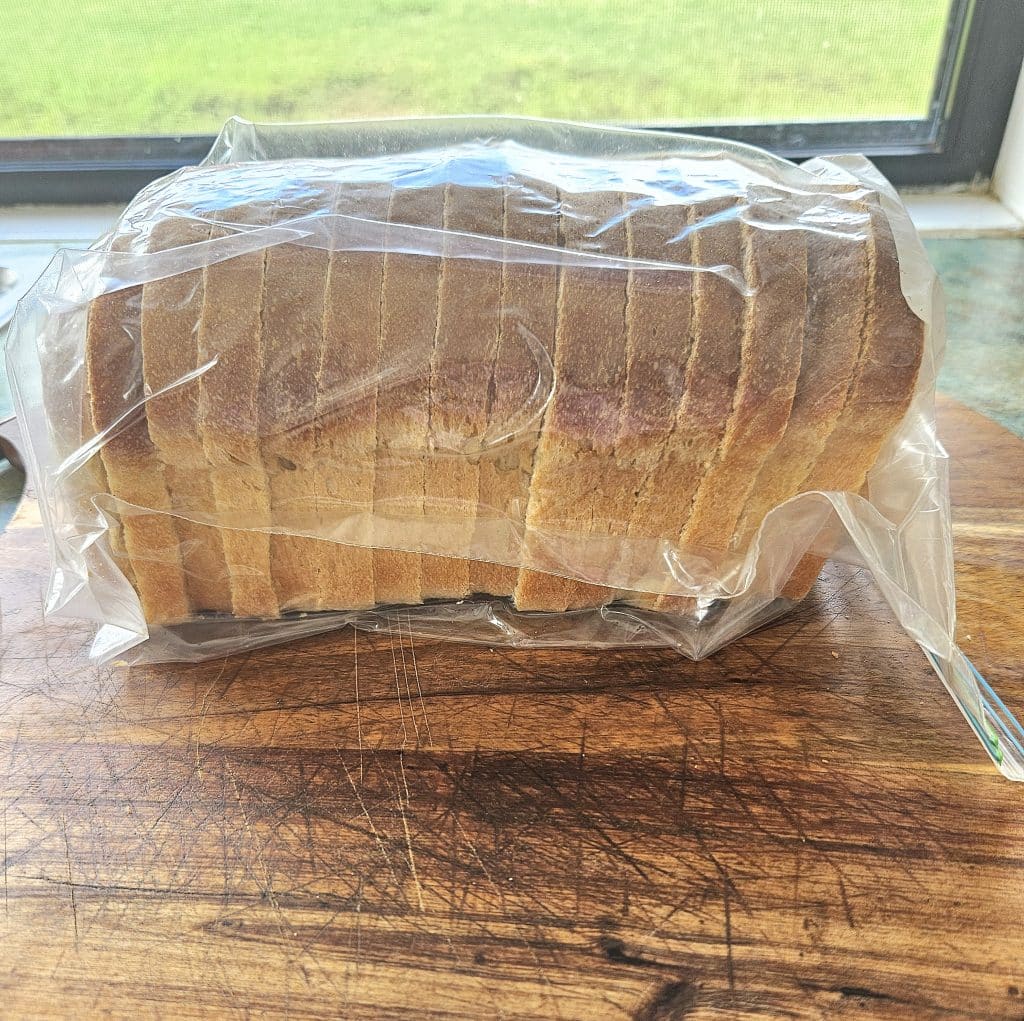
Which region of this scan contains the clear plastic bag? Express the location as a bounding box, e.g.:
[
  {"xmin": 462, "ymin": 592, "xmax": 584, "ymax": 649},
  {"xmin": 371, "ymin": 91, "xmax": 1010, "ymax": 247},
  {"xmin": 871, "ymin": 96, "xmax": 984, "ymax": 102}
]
[{"xmin": 7, "ymin": 116, "xmax": 1022, "ymax": 779}]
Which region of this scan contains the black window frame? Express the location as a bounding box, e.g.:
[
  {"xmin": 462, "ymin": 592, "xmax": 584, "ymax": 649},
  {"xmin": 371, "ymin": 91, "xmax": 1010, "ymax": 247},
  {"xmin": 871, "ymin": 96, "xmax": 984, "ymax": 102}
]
[{"xmin": 0, "ymin": 0, "xmax": 1021, "ymax": 204}]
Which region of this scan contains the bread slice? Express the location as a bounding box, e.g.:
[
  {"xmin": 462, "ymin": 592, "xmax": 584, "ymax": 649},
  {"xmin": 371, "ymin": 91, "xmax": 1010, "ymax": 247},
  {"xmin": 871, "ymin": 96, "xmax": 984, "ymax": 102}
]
[
  {"xmin": 513, "ymin": 189, "xmax": 631, "ymax": 611},
  {"xmin": 85, "ymin": 408, "xmax": 138, "ymax": 593},
  {"xmin": 259, "ymin": 191, "xmax": 335, "ymax": 612},
  {"xmin": 610, "ymin": 196, "xmax": 697, "ymax": 601},
  {"xmin": 41, "ymin": 290, "xmax": 137, "ymax": 592},
  {"xmin": 314, "ymin": 181, "xmax": 392, "ymax": 610},
  {"xmin": 85, "ymin": 237, "xmax": 191, "ymax": 624},
  {"xmin": 197, "ymin": 208, "xmax": 279, "ymax": 619},
  {"xmin": 471, "ymin": 177, "xmax": 560, "ymax": 597},
  {"xmin": 781, "ymin": 199, "xmax": 926, "ymax": 600},
  {"xmin": 730, "ymin": 195, "xmax": 870, "ymax": 560},
  {"xmin": 614, "ymin": 196, "xmax": 746, "ymax": 609},
  {"xmin": 372, "ymin": 183, "xmax": 446, "ymax": 605},
  {"xmin": 140, "ymin": 217, "xmax": 232, "ymax": 613},
  {"xmin": 420, "ymin": 181, "xmax": 505, "ymax": 599},
  {"xmin": 654, "ymin": 194, "xmax": 809, "ymax": 610}
]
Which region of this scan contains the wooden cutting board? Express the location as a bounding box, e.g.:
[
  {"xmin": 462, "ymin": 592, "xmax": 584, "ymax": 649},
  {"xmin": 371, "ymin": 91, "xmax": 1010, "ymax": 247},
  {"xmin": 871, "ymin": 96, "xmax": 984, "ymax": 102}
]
[{"xmin": 0, "ymin": 394, "xmax": 1022, "ymax": 1020}]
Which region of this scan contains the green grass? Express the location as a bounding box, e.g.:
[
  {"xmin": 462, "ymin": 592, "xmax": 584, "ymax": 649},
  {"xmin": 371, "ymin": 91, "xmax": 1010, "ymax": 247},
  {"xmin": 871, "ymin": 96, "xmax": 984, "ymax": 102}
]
[{"xmin": 2, "ymin": 0, "xmax": 950, "ymax": 138}]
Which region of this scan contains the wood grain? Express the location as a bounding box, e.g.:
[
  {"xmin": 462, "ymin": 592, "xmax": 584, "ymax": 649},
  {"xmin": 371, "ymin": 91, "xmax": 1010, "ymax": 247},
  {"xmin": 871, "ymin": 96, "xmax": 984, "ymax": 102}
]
[{"xmin": 0, "ymin": 394, "xmax": 1021, "ymax": 1020}]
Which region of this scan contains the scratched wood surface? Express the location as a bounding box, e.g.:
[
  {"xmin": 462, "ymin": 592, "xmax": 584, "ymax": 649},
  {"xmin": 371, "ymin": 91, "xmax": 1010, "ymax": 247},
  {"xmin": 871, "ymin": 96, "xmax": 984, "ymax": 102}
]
[{"xmin": 0, "ymin": 394, "xmax": 1022, "ymax": 1020}]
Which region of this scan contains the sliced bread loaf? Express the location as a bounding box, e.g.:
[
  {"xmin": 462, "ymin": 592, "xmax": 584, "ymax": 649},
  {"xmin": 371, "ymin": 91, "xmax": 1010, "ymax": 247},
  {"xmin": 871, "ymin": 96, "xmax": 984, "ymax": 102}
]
[{"xmin": 87, "ymin": 156, "xmax": 924, "ymax": 627}]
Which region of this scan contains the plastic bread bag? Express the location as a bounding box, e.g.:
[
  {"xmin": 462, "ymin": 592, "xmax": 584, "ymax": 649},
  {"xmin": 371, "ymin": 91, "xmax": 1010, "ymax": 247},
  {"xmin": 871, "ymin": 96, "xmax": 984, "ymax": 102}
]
[{"xmin": 6, "ymin": 116, "xmax": 1022, "ymax": 779}]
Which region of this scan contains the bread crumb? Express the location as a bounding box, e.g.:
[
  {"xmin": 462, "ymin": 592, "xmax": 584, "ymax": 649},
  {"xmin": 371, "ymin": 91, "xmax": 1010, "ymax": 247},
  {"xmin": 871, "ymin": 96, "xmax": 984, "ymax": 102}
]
[{"xmin": 830, "ymin": 650, "xmax": 839, "ymax": 659}]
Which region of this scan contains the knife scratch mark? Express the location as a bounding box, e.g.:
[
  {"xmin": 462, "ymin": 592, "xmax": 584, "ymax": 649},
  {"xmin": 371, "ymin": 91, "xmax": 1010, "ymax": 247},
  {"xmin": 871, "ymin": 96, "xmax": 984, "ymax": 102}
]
[
  {"xmin": 722, "ymin": 880, "xmax": 735, "ymax": 990},
  {"xmin": 60, "ymin": 813, "xmax": 78, "ymax": 943},
  {"xmin": 225, "ymin": 759, "xmax": 285, "ymax": 937},
  {"xmin": 194, "ymin": 668, "xmax": 222, "ymax": 777},
  {"xmin": 395, "ymin": 619, "xmax": 420, "ymax": 746},
  {"xmin": 3, "ymin": 801, "xmax": 8, "ymax": 917},
  {"xmin": 340, "ymin": 758, "xmax": 401, "ymax": 888},
  {"xmin": 354, "ymin": 873, "xmax": 365, "ymax": 961},
  {"xmin": 354, "ymin": 629, "xmax": 364, "ymax": 782},
  {"xmin": 388, "ymin": 623, "xmax": 409, "ymax": 747},
  {"xmin": 399, "ymin": 753, "xmax": 425, "ymax": 912},
  {"xmin": 453, "ymin": 815, "xmax": 505, "ymax": 913},
  {"xmin": 405, "ymin": 613, "xmax": 433, "ymax": 748}
]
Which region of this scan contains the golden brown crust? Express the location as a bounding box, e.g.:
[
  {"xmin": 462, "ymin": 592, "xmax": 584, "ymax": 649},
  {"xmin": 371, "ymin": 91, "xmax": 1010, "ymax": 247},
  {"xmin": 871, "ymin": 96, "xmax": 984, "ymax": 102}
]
[
  {"xmin": 611, "ymin": 199, "xmax": 697, "ymax": 604},
  {"xmin": 616, "ymin": 197, "xmax": 746, "ymax": 609},
  {"xmin": 731, "ymin": 196, "xmax": 870, "ymax": 559},
  {"xmin": 655, "ymin": 194, "xmax": 809, "ymax": 611},
  {"xmin": 781, "ymin": 199, "xmax": 926, "ymax": 600},
  {"xmin": 86, "ymin": 235, "xmax": 191, "ymax": 625}
]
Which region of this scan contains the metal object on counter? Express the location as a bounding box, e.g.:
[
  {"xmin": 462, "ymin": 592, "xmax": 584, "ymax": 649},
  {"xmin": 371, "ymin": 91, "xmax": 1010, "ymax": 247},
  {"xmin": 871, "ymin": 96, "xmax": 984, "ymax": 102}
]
[
  {"xmin": 0, "ymin": 414, "xmax": 23, "ymax": 469},
  {"xmin": 0, "ymin": 265, "xmax": 20, "ymax": 329}
]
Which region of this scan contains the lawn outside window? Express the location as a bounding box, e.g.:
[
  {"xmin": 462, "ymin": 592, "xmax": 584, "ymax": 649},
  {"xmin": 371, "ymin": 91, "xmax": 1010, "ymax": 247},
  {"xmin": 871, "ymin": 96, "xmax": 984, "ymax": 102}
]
[{"xmin": 0, "ymin": 0, "xmax": 1021, "ymax": 199}]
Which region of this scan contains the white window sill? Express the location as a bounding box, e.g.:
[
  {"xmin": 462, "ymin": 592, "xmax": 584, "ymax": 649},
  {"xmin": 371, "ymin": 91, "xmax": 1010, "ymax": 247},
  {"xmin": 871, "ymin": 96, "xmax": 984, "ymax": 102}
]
[{"xmin": 900, "ymin": 192, "xmax": 1023, "ymax": 237}]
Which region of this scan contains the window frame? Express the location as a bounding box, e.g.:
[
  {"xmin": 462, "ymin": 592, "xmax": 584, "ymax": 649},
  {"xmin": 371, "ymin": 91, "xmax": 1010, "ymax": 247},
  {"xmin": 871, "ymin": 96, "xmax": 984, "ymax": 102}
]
[{"xmin": 0, "ymin": 0, "xmax": 1020, "ymax": 203}]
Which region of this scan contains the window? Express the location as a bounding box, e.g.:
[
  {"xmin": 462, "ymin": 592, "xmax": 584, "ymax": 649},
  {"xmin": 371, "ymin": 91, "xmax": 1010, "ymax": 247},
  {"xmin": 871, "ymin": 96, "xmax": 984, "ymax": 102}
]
[{"xmin": 1, "ymin": 0, "xmax": 1021, "ymax": 201}]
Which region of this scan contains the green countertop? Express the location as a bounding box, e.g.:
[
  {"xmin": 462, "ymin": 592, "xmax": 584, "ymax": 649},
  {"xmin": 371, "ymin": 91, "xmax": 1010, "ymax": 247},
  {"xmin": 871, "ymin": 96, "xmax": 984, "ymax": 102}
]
[{"xmin": 925, "ymin": 237, "xmax": 1024, "ymax": 439}]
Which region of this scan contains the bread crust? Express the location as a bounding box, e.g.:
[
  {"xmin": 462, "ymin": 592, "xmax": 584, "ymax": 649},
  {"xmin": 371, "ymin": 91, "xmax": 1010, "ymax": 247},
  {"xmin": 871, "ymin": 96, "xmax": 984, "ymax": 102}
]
[
  {"xmin": 731, "ymin": 196, "xmax": 870, "ymax": 562},
  {"xmin": 611, "ymin": 198, "xmax": 697, "ymax": 604},
  {"xmin": 656, "ymin": 193, "xmax": 809, "ymax": 611},
  {"xmin": 259, "ymin": 193, "xmax": 334, "ymax": 611},
  {"xmin": 781, "ymin": 199, "xmax": 925, "ymax": 600},
  {"xmin": 615, "ymin": 197, "xmax": 746, "ymax": 609},
  {"xmin": 86, "ymin": 236, "xmax": 191, "ymax": 624}
]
